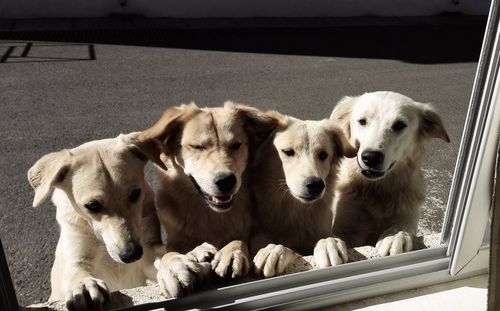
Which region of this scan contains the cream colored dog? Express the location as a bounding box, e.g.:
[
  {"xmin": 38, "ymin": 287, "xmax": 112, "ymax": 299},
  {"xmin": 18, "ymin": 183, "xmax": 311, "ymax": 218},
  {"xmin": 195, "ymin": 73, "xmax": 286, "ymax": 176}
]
[
  {"xmin": 28, "ymin": 133, "xmax": 165, "ymax": 311},
  {"xmin": 250, "ymin": 112, "xmax": 357, "ymax": 277},
  {"xmin": 138, "ymin": 101, "xmax": 277, "ymax": 297},
  {"xmin": 330, "ymin": 91, "xmax": 450, "ymax": 256}
]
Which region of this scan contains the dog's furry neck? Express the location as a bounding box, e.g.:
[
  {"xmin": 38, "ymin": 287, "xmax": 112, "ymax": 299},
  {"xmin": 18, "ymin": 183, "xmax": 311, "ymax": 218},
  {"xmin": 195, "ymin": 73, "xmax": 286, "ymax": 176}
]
[{"xmin": 251, "ymin": 141, "xmax": 337, "ymax": 253}]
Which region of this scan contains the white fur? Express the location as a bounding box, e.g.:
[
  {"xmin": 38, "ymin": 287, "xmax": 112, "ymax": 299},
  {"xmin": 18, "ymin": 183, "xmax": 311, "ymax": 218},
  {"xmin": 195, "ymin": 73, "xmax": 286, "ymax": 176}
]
[{"xmin": 330, "ymin": 91, "xmax": 450, "ymax": 256}]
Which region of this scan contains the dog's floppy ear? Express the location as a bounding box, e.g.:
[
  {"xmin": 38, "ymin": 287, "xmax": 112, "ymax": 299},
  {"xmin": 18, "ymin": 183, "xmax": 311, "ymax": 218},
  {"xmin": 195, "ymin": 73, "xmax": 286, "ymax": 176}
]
[
  {"xmin": 118, "ymin": 132, "xmax": 151, "ymax": 163},
  {"xmin": 232, "ymin": 102, "xmax": 284, "ymax": 149},
  {"xmin": 330, "ymin": 96, "xmax": 356, "ymax": 139},
  {"xmin": 28, "ymin": 150, "xmax": 72, "ymax": 207},
  {"xmin": 417, "ymin": 103, "xmax": 450, "ymax": 143},
  {"xmin": 325, "ymin": 121, "xmax": 358, "ymax": 159},
  {"xmin": 138, "ymin": 103, "xmax": 200, "ymax": 170}
]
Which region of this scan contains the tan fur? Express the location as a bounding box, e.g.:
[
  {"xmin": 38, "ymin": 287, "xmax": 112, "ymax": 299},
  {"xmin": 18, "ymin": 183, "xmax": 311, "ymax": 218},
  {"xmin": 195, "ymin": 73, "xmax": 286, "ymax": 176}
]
[
  {"xmin": 140, "ymin": 101, "xmax": 277, "ymax": 296},
  {"xmin": 250, "ymin": 112, "xmax": 357, "ymax": 277},
  {"xmin": 330, "ymin": 91, "xmax": 450, "ymax": 256},
  {"xmin": 27, "ymin": 133, "xmax": 165, "ymax": 311}
]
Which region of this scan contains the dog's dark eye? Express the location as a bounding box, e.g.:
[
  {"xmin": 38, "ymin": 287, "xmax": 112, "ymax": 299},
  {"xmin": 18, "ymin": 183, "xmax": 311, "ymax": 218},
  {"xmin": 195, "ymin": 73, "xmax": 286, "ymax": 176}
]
[
  {"xmin": 129, "ymin": 189, "xmax": 141, "ymax": 203},
  {"xmin": 358, "ymin": 118, "xmax": 367, "ymax": 126},
  {"xmin": 282, "ymin": 149, "xmax": 295, "ymax": 157},
  {"xmin": 191, "ymin": 144, "xmax": 205, "ymax": 150},
  {"xmin": 230, "ymin": 142, "xmax": 242, "ymax": 151},
  {"xmin": 392, "ymin": 120, "xmax": 407, "ymax": 132},
  {"xmin": 318, "ymin": 151, "xmax": 328, "ymax": 161},
  {"xmin": 84, "ymin": 201, "xmax": 103, "ymax": 213}
]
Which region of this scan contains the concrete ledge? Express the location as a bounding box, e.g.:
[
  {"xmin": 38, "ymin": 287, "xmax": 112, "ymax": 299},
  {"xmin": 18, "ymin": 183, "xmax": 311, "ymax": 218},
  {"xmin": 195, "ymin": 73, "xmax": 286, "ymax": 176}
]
[{"xmin": 26, "ymin": 234, "xmax": 443, "ymax": 310}]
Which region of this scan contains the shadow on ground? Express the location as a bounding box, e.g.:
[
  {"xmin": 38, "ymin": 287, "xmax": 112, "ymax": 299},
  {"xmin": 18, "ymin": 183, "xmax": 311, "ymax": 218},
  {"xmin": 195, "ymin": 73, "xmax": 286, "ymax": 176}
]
[{"xmin": 0, "ymin": 19, "xmax": 486, "ymax": 64}]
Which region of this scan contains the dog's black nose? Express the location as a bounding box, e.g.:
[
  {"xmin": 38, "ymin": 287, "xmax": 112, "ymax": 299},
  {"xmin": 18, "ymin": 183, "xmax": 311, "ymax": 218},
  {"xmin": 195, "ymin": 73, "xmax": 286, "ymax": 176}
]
[
  {"xmin": 305, "ymin": 177, "xmax": 325, "ymax": 197},
  {"xmin": 119, "ymin": 243, "xmax": 143, "ymax": 263},
  {"xmin": 214, "ymin": 172, "xmax": 237, "ymax": 194},
  {"xmin": 361, "ymin": 150, "xmax": 385, "ymax": 168}
]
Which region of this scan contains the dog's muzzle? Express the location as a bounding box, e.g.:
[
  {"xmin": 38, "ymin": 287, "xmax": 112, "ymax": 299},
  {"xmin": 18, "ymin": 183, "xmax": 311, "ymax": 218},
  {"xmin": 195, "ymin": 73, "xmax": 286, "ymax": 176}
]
[
  {"xmin": 358, "ymin": 157, "xmax": 396, "ymax": 180},
  {"xmin": 118, "ymin": 242, "xmax": 143, "ymax": 263},
  {"xmin": 189, "ymin": 175, "xmax": 235, "ymax": 212}
]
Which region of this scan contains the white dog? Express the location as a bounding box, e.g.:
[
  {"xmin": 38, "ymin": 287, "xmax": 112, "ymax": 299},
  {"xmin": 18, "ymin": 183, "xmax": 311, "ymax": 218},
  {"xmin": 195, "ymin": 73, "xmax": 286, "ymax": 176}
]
[
  {"xmin": 250, "ymin": 112, "xmax": 357, "ymax": 277},
  {"xmin": 330, "ymin": 91, "xmax": 450, "ymax": 256},
  {"xmin": 28, "ymin": 133, "xmax": 165, "ymax": 311}
]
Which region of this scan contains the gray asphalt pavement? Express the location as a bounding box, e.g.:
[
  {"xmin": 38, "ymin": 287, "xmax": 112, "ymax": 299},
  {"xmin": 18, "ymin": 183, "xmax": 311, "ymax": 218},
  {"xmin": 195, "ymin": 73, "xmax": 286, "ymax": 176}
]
[{"xmin": 0, "ymin": 18, "xmax": 485, "ymax": 305}]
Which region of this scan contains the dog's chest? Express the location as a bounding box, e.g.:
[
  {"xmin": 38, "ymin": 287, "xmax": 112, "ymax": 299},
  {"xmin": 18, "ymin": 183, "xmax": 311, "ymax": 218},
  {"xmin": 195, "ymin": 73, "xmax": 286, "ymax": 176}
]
[{"xmin": 93, "ymin": 250, "xmax": 147, "ymax": 291}]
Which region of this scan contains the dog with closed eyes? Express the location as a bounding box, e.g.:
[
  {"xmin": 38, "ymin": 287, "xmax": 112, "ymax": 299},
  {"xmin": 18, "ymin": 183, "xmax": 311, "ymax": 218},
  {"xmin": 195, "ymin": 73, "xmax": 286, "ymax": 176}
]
[
  {"xmin": 138, "ymin": 101, "xmax": 277, "ymax": 297},
  {"xmin": 330, "ymin": 91, "xmax": 450, "ymax": 256},
  {"xmin": 250, "ymin": 111, "xmax": 357, "ymax": 277},
  {"xmin": 28, "ymin": 133, "xmax": 166, "ymax": 311}
]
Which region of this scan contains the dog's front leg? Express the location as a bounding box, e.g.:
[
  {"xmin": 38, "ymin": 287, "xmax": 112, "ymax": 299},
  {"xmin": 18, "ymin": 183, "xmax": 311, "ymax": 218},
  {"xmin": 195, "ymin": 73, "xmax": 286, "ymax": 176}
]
[
  {"xmin": 211, "ymin": 240, "xmax": 250, "ymax": 279},
  {"xmin": 376, "ymin": 227, "xmax": 414, "ymax": 256},
  {"xmin": 252, "ymin": 241, "xmax": 300, "ymax": 278},
  {"xmin": 314, "ymin": 237, "xmax": 349, "ymax": 268},
  {"xmin": 61, "ymin": 262, "xmax": 111, "ymax": 311},
  {"xmin": 156, "ymin": 251, "xmax": 211, "ymax": 297},
  {"xmin": 187, "ymin": 242, "xmax": 218, "ymax": 263}
]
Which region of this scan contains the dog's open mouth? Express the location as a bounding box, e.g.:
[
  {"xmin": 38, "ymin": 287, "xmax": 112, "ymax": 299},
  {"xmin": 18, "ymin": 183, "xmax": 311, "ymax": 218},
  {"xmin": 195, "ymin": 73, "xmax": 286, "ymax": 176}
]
[
  {"xmin": 189, "ymin": 175, "xmax": 234, "ymax": 212},
  {"xmin": 358, "ymin": 157, "xmax": 397, "ymax": 180},
  {"xmin": 361, "ymin": 169, "xmax": 385, "ymax": 179},
  {"xmin": 206, "ymin": 194, "xmax": 234, "ymax": 210}
]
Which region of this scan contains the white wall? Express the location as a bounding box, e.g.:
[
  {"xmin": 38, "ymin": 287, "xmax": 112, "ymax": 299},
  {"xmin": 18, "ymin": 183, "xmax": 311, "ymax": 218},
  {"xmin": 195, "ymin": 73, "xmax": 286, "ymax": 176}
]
[{"xmin": 0, "ymin": 0, "xmax": 491, "ymax": 19}]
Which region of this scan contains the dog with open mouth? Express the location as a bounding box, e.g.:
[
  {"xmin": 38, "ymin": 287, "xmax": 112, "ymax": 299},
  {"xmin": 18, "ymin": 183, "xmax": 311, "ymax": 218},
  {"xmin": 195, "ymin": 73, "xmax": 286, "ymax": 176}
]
[
  {"xmin": 330, "ymin": 91, "xmax": 450, "ymax": 256},
  {"xmin": 250, "ymin": 111, "xmax": 357, "ymax": 277},
  {"xmin": 138, "ymin": 101, "xmax": 277, "ymax": 297}
]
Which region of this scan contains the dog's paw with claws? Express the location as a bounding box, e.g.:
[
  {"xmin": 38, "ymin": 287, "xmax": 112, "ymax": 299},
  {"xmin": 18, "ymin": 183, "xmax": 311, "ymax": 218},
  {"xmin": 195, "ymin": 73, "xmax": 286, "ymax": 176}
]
[
  {"xmin": 253, "ymin": 243, "xmax": 299, "ymax": 277},
  {"xmin": 156, "ymin": 252, "xmax": 211, "ymax": 298},
  {"xmin": 376, "ymin": 230, "xmax": 413, "ymax": 256},
  {"xmin": 314, "ymin": 237, "xmax": 349, "ymax": 268},
  {"xmin": 65, "ymin": 277, "xmax": 110, "ymax": 311},
  {"xmin": 187, "ymin": 242, "xmax": 218, "ymax": 263},
  {"xmin": 211, "ymin": 240, "xmax": 250, "ymax": 279}
]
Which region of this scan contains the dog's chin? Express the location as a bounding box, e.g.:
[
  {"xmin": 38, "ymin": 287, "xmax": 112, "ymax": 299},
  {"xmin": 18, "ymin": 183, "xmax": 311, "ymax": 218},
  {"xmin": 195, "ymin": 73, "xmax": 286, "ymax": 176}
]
[
  {"xmin": 205, "ymin": 194, "xmax": 234, "ymax": 213},
  {"xmin": 297, "ymin": 196, "xmax": 321, "ymax": 204},
  {"xmin": 292, "ymin": 192, "xmax": 323, "ymax": 204}
]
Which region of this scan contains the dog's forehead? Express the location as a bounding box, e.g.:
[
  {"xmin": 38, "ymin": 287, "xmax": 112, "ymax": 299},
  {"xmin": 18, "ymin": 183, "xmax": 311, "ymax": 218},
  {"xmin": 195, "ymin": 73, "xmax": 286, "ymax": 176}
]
[
  {"xmin": 276, "ymin": 120, "xmax": 305, "ymax": 143},
  {"xmin": 305, "ymin": 120, "xmax": 331, "ymax": 146},
  {"xmin": 354, "ymin": 93, "xmax": 416, "ymax": 122},
  {"xmin": 275, "ymin": 120, "xmax": 330, "ymax": 149},
  {"xmin": 183, "ymin": 107, "xmax": 244, "ymax": 142},
  {"xmin": 72, "ymin": 139, "xmax": 143, "ymax": 184}
]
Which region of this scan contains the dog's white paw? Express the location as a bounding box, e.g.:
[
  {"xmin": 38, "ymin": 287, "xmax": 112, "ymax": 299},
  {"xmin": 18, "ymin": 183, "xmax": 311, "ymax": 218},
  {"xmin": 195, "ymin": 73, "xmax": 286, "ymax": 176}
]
[
  {"xmin": 211, "ymin": 245, "xmax": 250, "ymax": 279},
  {"xmin": 314, "ymin": 237, "xmax": 349, "ymax": 268},
  {"xmin": 253, "ymin": 244, "xmax": 299, "ymax": 278},
  {"xmin": 376, "ymin": 230, "xmax": 413, "ymax": 256},
  {"xmin": 156, "ymin": 253, "xmax": 211, "ymax": 298},
  {"xmin": 187, "ymin": 242, "xmax": 218, "ymax": 263},
  {"xmin": 65, "ymin": 277, "xmax": 110, "ymax": 311}
]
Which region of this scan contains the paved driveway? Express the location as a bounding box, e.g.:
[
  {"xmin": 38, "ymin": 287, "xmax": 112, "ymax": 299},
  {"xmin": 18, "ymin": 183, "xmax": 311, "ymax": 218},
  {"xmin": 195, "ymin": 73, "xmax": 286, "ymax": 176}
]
[{"xmin": 0, "ymin": 18, "xmax": 485, "ymax": 305}]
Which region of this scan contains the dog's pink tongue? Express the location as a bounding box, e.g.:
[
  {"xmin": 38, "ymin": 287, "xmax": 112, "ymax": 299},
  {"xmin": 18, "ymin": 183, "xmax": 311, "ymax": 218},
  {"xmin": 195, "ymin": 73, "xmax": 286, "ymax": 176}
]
[{"xmin": 212, "ymin": 195, "xmax": 232, "ymax": 204}]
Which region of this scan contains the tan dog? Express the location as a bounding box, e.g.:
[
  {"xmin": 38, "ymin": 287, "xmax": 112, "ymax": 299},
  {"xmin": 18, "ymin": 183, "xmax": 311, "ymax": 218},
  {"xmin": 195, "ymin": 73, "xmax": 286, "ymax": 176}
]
[
  {"xmin": 138, "ymin": 101, "xmax": 277, "ymax": 297},
  {"xmin": 330, "ymin": 91, "xmax": 450, "ymax": 256},
  {"xmin": 27, "ymin": 133, "xmax": 166, "ymax": 311},
  {"xmin": 250, "ymin": 112, "xmax": 357, "ymax": 277}
]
